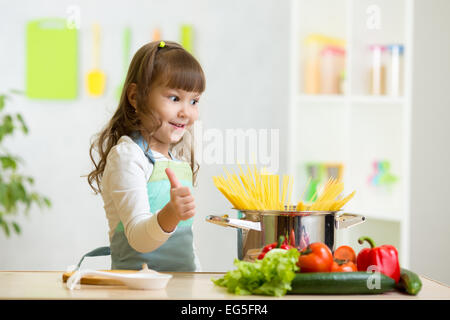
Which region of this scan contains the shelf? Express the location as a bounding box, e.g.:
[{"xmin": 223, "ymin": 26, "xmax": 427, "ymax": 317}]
[
  {"xmin": 296, "ymin": 94, "xmax": 405, "ymax": 104},
  {"xmin": 289, "ymin": 0, "xmax": 413, "ymax": 268},
  {"xmin": 351, "ymin": 95, "xmax": 405, "ymax": 104},
  {"xmin": 296, "ymin": 94, "xmax": 347, "ymax": 104}
]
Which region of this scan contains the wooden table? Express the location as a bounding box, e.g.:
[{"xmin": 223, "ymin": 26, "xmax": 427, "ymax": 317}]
[{"xmin": 0, "ymin": 271, "xmax": 449, "ymax": 300}]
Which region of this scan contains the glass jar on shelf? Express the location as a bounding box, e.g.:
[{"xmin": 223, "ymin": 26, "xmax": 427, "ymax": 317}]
[
  {"xmin": 386, "ymin": 44, "xmax": 404, "ymax": 96},
  {"xmin": 368, "ymin": 44, "xmax": 387, "ymax": 95},
  {"xmin": 320, "ymin": 45, "xmax": 346, "ymax": 94},
  {"xmin": 303, "ymin": 34, "xmax": 345, "ymax": 94},
  {"xmin": 339, "ymin": 70, "xmax": 347, "ymax": 95}
]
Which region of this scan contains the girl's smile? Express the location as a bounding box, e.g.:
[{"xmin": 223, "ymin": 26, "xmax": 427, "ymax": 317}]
[{"xmin": 168, "ymin": 121, "xmax": 187, "ymax": 129}]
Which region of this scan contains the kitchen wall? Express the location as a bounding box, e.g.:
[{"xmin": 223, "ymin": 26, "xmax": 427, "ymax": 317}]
[
  {"xmin": 0, "ymin": 0, "xmax": 290, "ymax": 271},
  {"xmin": 409, "ymin": 0, "xmax": 450, "ymax": 286}
]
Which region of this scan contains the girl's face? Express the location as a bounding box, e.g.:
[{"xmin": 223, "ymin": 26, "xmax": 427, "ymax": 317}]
[{"xmin": 145, "ymin": 84, "xmax": 201, "ymax": 146}]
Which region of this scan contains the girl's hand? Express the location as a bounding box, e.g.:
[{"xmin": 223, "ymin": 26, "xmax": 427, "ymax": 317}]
[{"xmin": 165, "ymin": 167, "xmax": 196, "ymax": 221}]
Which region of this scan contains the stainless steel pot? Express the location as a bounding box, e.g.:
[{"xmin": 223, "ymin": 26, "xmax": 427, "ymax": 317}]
[{"xmin": 206, "ymin": 208, "xmax": 365, "ymax": 261}]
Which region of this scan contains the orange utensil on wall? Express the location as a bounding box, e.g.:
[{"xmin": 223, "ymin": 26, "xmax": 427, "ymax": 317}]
[
  {"xmin": 152, "ymin": 28, "xmax": 161, "ymax": 41},
  {"xmin": 86, "ymin": 23, "xmax": 106, "ymax": 97}
]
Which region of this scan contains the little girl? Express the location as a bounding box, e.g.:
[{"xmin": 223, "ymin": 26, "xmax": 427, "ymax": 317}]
[{"xmin": 82, "ymin": 40, "xmax": 205, "ymax": 271}]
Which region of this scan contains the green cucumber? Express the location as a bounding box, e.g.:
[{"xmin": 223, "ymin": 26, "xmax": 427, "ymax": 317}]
[
  {"xmin": 396, "ymin": 268, "xmax": 422, "ymax": 295},
  {"xmin": 288, "ymin": 272, "xmax": 396, "ymax": 295}
]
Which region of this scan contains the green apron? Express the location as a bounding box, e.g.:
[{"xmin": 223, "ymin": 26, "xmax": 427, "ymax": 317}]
[{"xmin": 77, "ymin": 134, "xmax": 197, "ymax": 272}]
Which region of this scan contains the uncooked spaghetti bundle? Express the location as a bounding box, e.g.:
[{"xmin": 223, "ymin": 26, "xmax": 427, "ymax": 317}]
[{"xmin": 212, "ymin": 164, "xmax": 355, "ymax": 212}]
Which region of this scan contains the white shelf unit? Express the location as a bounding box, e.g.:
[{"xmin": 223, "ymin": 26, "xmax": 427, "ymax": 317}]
[{"xmin": 288, "ymin": 0, "xmax": 413, "ymax": 266}]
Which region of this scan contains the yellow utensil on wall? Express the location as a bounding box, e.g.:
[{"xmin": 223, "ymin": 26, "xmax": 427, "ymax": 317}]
[
  {"xmin": 87, "ymin": 23, "xmax": 105, "ymax": 97},
  {"xmin": 180, "ymin": 24, "xmax": 193, "ymax": 54}
]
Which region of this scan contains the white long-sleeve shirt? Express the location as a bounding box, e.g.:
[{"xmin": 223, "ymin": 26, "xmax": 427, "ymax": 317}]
[{"xmin": 100, "ymin": 135, "xmax": 176, "ymax": 253}]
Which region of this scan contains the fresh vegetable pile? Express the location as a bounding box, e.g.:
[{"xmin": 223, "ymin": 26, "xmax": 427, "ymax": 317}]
[
  {"xmin": 212, "ymin": 235, "xmax": 422, "ymax": 296},
  {"xmin": 212, "ymin": 248, "xmax": 300, "ymax": 297}
]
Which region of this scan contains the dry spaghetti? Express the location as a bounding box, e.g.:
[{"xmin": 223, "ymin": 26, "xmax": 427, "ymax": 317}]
[{"xmin": 212, "ymin": 165, "xmax": 355, "ymax": 212}]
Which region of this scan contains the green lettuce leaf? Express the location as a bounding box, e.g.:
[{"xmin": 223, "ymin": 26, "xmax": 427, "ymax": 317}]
[{"xmin": 212, "ymin": 248, "xmax": 300, "ymax": 297}]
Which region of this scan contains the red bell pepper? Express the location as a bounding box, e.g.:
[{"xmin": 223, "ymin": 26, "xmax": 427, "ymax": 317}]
[
  {"xmin": 281, "ymin": 232, "xmax": 295, "ymax": 250},
  {"xmin": 258, "ymin": 235, "xmax": 293, "ymax": 259},
  {"xmin": 288, "ymin": 229, "xmax": 296, "ymax": 247},
  {"xmin": 356, "ymin": 236, "xmax": 401, "ymax": 283}
]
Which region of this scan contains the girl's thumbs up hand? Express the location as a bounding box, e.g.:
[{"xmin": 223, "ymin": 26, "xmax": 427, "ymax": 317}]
[
  {"xmin": 165, "ymin": 168, "xmax": 196, "ymax": 221},
  {"xmin": 166, "ymin": 167, "xmax": 182, "ymax": 188}
]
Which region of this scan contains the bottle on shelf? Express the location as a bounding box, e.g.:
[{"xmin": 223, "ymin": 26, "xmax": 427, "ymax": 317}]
[
  {"xmin": 386, "ymin": 44, "xmax": 404, "ymax": 97},
  {"xmin": 368, "ymin": 44, "xmax": 387, "ymax": 95}
]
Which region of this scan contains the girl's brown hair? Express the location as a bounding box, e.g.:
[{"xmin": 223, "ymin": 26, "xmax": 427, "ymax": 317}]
[{"xmin": 87, "ymin": 40, "xmax": 205, "ymax": 194}]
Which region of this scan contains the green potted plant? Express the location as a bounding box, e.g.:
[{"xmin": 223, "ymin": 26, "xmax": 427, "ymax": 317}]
[{"xmin": 0, "ymin": 90, "xmax": 51, "ymax": 237}]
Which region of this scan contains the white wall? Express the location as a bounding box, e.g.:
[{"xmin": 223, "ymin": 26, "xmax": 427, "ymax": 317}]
[
  {"xmin": 0, "ymin": 0, "xmax": 289, "ymax": 271},
  {"xmin": 409, "ymin": 0, "xmax": 450, "ymax": 285}
]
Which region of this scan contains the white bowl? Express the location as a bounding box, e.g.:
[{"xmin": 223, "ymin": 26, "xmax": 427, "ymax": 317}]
[{"xmin": 122, "ymin": 273, "xmax": 173, "ymax": 290}]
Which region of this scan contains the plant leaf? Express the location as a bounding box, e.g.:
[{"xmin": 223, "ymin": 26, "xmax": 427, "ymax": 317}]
[
  {"xmin": 12, "ymin": 221, "xmax": 21, "ymax": 234},
  {"xmin": 9, "ymin": 89, "xmax": 24, "ymax": 95},
  {"xmin": 43, "ymin": 197, "xmax": 52, "ymax": 207},
  {"xmin": 0, "ymin": 156, "xmax": 17, "ymax": 170},
  {"xmin": 16, "ymin": 114, "xmax": 28, "ymax": 134},
  {"xmin": 0, "ymin": 91, "xmax": 51, "ymax": 237},
  {"xmin": 0, "ymin": 95, "xmax": 5, "ymax": 111},
  {"xmin": 0, "ymin": 183, "xmax": 6, "ymax": 206},
  {"xmin": 0, "ymin": 218, "xmax": 10, "ymax": 237},
  {"xmin": 2, "ymin": 115, "xmax": 14, "ymax": 136}
]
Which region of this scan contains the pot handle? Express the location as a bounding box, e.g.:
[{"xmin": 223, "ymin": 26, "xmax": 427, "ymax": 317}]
[
  {"xmin": 335, "ymin": 213, "xmax": 366, "ymax": 229},
  {"xmin": 205, "ymin": 215, "xmax": 261, "ymax": 231}
]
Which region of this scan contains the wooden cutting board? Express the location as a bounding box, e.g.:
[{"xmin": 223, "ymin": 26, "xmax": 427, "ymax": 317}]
[{"xmin": 62, "ymin": 270, "xmax": 138, "ymax": 286}]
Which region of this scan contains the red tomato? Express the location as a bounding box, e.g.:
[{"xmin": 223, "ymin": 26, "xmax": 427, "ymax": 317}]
[
  {"xmin": 297, "ymin": 242, "xmax": 334, "ymax": 272},
  {"xmin": 334, "ymin": 245, "xmax": 357, "ymax": 263},
  {"xmin": 331, "ymin": 259, "xmax": 358, "ymax": 272}
]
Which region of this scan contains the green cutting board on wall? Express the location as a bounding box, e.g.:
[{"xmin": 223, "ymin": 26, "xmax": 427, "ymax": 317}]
[{"xmin": 26, "ymin": 18, "xmax": 78, "ymax": 99}]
